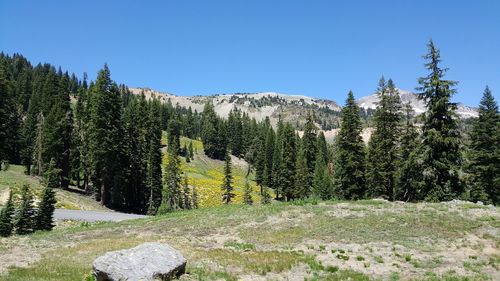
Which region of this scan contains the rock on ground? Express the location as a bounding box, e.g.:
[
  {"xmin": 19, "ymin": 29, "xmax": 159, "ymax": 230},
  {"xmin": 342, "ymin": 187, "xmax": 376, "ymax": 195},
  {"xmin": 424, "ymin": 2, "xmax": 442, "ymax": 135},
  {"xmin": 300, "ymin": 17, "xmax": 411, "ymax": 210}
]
[{"xmin": 93, "ymin": 242, "xmax": 186, "ymax": 281}]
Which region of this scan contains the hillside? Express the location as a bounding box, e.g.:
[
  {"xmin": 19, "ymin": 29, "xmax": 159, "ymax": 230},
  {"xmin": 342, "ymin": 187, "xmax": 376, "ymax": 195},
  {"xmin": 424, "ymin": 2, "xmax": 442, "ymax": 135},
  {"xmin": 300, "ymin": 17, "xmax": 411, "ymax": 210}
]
[
  {"xmin": 0, "ymin": 200, "xmax": 498, "ymax": 280},
  {"xmin": 0, "ymin": 165, "xmax": 107, "ymax": 211},
  {"xmin": 174, "ymin": 135, "xmax": 264, "ymax": 208},
  {"xmin": 130, "ymin": 87, "xmax": 478, "ymax": 132}
]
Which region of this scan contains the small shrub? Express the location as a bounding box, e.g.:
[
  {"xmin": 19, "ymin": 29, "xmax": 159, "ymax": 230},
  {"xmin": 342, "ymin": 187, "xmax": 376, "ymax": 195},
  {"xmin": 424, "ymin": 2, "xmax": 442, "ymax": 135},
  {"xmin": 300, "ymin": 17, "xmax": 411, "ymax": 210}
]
[
  {"xmin": 404, "ymin": 254, "xmax": 412, "ymax": 262},
  {"xmin": 336, "ymin": 254, "xmax": 349, "ymax": 261},
  {"xmin": 374, "ymin": 256, "xmax": 384, "ymax": 263},
  {"xmin": 356, "ymin": 256, "xmax": 365, "ymax": 261},
  {"xmin": 223, "ymin": 241, "xmax": 256, "ymax": 251}
]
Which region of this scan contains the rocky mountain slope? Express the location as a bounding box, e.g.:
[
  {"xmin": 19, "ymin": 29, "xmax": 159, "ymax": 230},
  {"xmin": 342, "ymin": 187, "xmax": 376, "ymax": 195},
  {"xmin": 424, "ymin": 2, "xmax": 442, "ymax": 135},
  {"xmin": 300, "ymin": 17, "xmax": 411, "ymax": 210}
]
[
  {"xmin": 130, "ymin": 87, "xmax": 478, "ymax": 130},
  {"xmin": 357, "ymin": 88, "xmax": 479, "ymax": 118}
]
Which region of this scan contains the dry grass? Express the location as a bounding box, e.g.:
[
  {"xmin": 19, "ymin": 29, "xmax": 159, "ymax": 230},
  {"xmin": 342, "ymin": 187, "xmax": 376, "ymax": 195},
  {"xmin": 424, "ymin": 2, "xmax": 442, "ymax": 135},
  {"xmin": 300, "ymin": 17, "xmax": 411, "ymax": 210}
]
[{"xmin": 0, "ymin": 200, "xmax": 498, "ymax": 280}]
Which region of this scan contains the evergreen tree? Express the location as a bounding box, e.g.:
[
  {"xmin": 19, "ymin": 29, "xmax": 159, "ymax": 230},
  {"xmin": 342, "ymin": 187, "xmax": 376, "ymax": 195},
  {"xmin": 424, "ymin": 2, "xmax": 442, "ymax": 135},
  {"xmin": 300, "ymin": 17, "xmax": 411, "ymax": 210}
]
[
  {"xmin": 184, "ymin": 143, "xmax": 191, "ymax": 163},
  {"xmin": 164, "ymin": 141, "xmax": 182, "ymax": 210},
  {"xmin": 334, "ymin": 91, "xmax": 366, "ymax": 200},
  {"xmin": 271, "ymin": 118, "xmax": 284, "ymax": 197},
  {"xmin": 395, "ymin": 103, "xmax": 421, "ymax": 201},
  {"xmin": 15, "ymin": 184, "xmax": 35, "ymax": 235},
  {"xmin": 88, "ymin": 65, "xmax": 124, "ymax": 206},
  {"xmin": 0, "ymin": 63, "xmax": 16, "ymax": 169},
  {"xmin": 302, "ymin": 112, "xmax": 318, "ymax": 186},
  {"xmin": 183, "ymin": 174, "xmax": 191, "ymax": 209},
  {"xmin": 366, "ymin": 78, "xmax": 402, "ymax": 200},
  {"xmin": 416, "ymin": 40, "xmax": 463, "ymax": 201},
  {"xmin": 0, "ymin": 191, "xmax": 15, "ymax": 237},
  {"xmin": 188, "ymin": 141, "xmax": 194, "ymax": 160},
  {"xmin": 221, "ymin": 150, "xmax": 235, "ymax": 204},
  {"xmin": 227, "ymin": 108, "xmax": 244, "ymax": 157},
  {"xmin": 201, "ymin": 102, "xmax": 226, "ymax": 159},
  {"xmin": 253, "ymin": 134, "xmax": 266, "ymax": 188},
  {"xmin": 263, "ymin": 125, "xmax": 275, "ymax": 187},
  {"xmin": 261, "ymin": 186, "xmax": 271, "ymax": 204},
  {"xmin": 191, "ymin": 184, "xmax": 199, "ymax": 209},
  {"xmin": 316, "ymin": 131, "xmax": 329, "ymax": 164},
  {"xmin": 294, "ymin": 141, "xmax": 310, "ymax": 198},
  {"xmin": 243, "ymin": 179, "xmax": 253, "ymax": 205},
  {"xmin": 279, "ymin": 123, "xmax": 296, "ymax": 200},
  {"xmin": 146, "ymin": 99, "xmax": 163, "ymax": 215},
  {"xmin": 312, "ymin": 149, "xmax": 333, "ymax": 199},
  {"xmin": 468, "ymin": 86, "xmax": 500, "ymax": 204},
  {"xmin": 35, "ymin": 158, "xmax": 58, "ymax": 231}
]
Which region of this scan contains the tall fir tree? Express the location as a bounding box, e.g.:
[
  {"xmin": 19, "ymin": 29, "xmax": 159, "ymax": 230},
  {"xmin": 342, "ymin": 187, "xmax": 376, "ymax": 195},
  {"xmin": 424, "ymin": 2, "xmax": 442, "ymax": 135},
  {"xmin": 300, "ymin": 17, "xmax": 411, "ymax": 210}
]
[
  {"xmin": 0, "ymin": 191, "xmax": 15, "ymax": 237},
  {"xmin": 146, "ymin": 99, "xmax": 163, "ymax": 215},
  {"xmin": 302, "ymin": 112, "xmax": 318, "ymax": 186},
  {"xmin": 263, "ymin": 124, "xmax": 275, "ymax": 188},
  {"xmin": 221, "ymin": 150, "xmax": 235, "ymax": 204},
  {"xmin": 0, "ymin": 62, "xmax": 16, "ymax": 169},
  {"xmin": 395, "ymin": 103, "xmax": 421, "ymax": 201},
  {"xmin": 366, "ymin": 78, "xmax": 402, "ymax": 200},
  {"xmin": 468, "ymin": 86, "xmax": 500, "ymax": 204},
  {"xmin": 334, "ymin": 91, "xmax": 366, "ymax": 200},
  {"xmin": 164, "ymin": 141, "xmax": 182, "ymax": 210},
  {"xmin": 294, "ymin": 141, "xmax": 310, "ymax": 199},
  {"xmin": 416, "ymin": 40, "xmax": 463, "ymax": 201},
  {"xmin": 312, "ymin": 148, "xmax": 333, "ymax": 199},
  {"xmin": 88, "ymin": 64, "xmax": 124, "ymax": 206},
  {"xmin": 201, "ymin": 102, "xmax": 226, "ymax": 160},
  {"xmin": 35, "ymin": 158, "xmax": 58, "ymax": 231},
  {"xmin": 15, "ymin": 184, "xmax": 36, "ymax": 235},
  {"xmin": 279, "ymin": 123, "xmax": 296, "ymax": 200}
]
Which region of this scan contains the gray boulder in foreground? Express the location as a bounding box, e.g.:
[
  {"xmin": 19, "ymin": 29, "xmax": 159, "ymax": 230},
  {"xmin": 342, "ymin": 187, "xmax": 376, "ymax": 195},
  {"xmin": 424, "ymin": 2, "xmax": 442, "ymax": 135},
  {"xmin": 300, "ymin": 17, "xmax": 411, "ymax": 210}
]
[{"xmin": 93, "ymin": 242, "xmax": 186, "ymax": 281}]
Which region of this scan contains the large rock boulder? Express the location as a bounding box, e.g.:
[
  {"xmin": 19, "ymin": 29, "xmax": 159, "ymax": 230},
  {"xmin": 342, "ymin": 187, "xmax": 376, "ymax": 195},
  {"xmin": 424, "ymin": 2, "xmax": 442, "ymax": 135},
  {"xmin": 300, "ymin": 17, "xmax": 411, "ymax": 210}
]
[{"xmin": 93, "ymin": 242, "xmax": 186, "ymax": 281}]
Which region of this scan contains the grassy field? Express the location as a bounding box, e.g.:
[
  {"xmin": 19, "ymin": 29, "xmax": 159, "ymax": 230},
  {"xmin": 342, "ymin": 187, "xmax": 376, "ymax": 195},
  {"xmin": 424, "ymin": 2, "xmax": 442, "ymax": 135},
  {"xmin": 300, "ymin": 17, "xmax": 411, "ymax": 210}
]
[
  {"xmin": 0, "ymin": 200, "xmax": 498, "ymax": 280},
  {"xmin": 175, "ymin": 136, "xmax": 264, "ymax": 208},
  {"xmin": 0, "ymin": 165, "xmax": 106, "ymax": 211}
]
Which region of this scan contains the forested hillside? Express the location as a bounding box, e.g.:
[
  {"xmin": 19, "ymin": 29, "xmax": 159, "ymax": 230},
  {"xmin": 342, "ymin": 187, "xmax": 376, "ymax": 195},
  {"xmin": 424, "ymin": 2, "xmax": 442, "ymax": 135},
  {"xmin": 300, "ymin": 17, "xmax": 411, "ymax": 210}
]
[{"xmin": 0, "ymin": 40, "xmax": 499, "ymax": 237}]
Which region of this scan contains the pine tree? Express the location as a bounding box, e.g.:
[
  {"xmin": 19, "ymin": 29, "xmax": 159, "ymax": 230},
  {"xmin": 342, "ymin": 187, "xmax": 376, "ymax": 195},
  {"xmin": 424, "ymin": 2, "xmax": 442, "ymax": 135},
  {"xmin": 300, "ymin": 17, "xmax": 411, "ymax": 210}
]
[
  {"xmin": 366, "ymin": 78, "xmax": 402, "ymax": 200},
  {"xmin": 35, "ymin": 158, "xmax": 58, "ymax": 231},
  {"xmin": 0, "ymin": 191, "xmax": 15, "ymax": 237},
  {"xmin": 201, "ymin": 102, "xmax": 226, "ymax": 160},
  {"xmin": 279, "ymin": 123, "xmax": 296, "ymax": 200},
  {"xmin": 334, "ymin": 91, "xmax": 366, "ymax": 200},
  {"xmin": 313, "ymin": 149, "xmax": 333, "ymax": 199},
  {"xmin": 181, "ymin": 174, "xmax": 191, "ymax": 209},
  {"xmin": 0, "ymin": 63, "xmax": 15, "ymax": 169},
  {"xmin": 395, "ymin": 103, "xmax": 421, "ymax": 201},
  {"xmin": 261, "ymin": 186, "xmax": 271, "ymax": 204},
  {"xmin": 294, "ymin": 141, "xmax": 310, "ymax": 199},
  {"xmin": 416, "ymin": 40, "xmax": 463, "ymax": 201},
  {"xmin": 88, "ymin": 64, "xmax": 124, "ymax": 206},
  {"xmin": 302, "ymin": 112, "xmax": 318, "ymax": 186},
  {"xmin": 253, "ymin": 134, "xmax": 266, "ymax": 188},
  {"xmin": 146, "ymin": 99, "xmax": 163, "ymax": 215},
  {"xmin": 271, "ymin": 119, "xmax": 283, "ymax": 197},
  {"xmin": 243, "ymin": 179, "xmax": 253, "ymax": 205},
  {"xmin": 188, "ymin": 141, "xmax": 194, "ymax": 160},
  {"xmin": 164, "ymin": 141, "xmax": 182, "ymax": 210},
  {"xmin": 184, "ymin": 143, "xmax": 191, "ymax": 163},
  {"xmin": 15, "ymin": 184, "xmax": 36, "ymax": 235},
  {"xmin": 191, "ymin": 184, "xmax": 199, "ymax": 209},
  {"xmin": 468, "ymin": 86, "xmax": 500, "ymax": 204},
  {"xmin": 263, "ymin": 125, "xmax": 275, "ymax": 188},
  {"xmin": 221, "ymin": 151, "xmax": 235, "ymax": 204}
]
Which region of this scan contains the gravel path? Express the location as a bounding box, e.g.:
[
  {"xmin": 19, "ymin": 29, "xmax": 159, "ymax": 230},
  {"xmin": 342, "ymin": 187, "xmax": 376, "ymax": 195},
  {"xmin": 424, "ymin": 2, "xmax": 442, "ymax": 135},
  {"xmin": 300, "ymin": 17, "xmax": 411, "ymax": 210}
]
[{"xmin": 54, "ymin": 209, "xmax": 148, "ymax": 222}]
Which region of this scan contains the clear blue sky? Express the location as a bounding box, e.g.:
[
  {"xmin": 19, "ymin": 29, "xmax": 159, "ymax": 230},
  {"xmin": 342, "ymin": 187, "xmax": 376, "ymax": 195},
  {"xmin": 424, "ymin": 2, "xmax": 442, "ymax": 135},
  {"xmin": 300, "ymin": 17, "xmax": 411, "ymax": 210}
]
[{"xmin": 1, "ymin": 0, "xmax": 499, "ymax": 106}]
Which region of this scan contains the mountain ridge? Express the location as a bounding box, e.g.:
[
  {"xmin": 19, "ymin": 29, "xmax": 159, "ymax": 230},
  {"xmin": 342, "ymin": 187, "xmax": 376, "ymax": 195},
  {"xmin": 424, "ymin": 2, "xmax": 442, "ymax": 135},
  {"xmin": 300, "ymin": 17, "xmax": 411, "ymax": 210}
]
[{"xmin": 129, "ymin": 87, "xmax": 479, "ymax": 125}]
